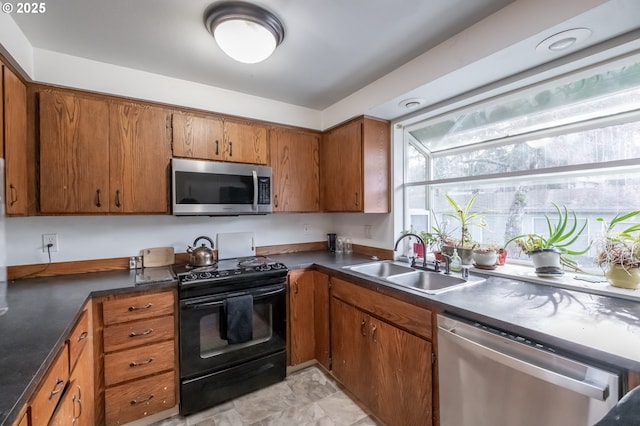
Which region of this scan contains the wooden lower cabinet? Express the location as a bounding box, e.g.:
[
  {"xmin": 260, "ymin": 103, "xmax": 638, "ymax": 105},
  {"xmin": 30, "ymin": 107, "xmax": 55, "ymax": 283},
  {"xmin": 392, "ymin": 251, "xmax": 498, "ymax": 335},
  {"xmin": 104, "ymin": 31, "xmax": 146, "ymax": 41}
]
[
  {"xmin": 29, "ymin": 345, "xmax": 69, "ymax": 426},
  {"xmin": 105, "ymin": 371, "xmax": 176, "ymax": 426},
  {"xmin": 331, "ymin": 278, "xmax": 433, "ymax": 426},
  {"xmin": 100, "ymin": 289, "xmax": 177, "ymax": 426},
  {"xmin": 287, "ymin": 270, "xmax": 331, "ymax": 368}
]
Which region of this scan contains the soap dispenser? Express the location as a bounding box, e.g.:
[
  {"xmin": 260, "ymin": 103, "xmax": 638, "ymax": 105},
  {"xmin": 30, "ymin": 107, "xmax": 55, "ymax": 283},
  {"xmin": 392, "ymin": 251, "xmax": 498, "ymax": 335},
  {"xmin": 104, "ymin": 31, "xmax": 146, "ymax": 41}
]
[{"xmin": 450, "ymin": 248, "xmax": 462, "ymax": 272}]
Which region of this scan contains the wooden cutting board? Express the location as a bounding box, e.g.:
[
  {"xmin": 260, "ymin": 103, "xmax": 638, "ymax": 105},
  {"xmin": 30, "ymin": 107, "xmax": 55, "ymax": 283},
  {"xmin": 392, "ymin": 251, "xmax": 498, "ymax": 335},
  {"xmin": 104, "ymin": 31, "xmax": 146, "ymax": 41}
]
[{"xmin": 142, "ymin": 247, "xmax": 175, "ymax": 267}]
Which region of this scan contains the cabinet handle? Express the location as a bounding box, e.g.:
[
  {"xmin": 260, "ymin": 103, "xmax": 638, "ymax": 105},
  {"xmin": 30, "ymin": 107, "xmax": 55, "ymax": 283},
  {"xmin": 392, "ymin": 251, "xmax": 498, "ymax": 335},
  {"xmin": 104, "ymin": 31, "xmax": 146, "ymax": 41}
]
[
  {"xmin": 72, "ymin": 385, "xmax": 83, "ymax": 421},
  {"xmin": 360, "ymin": 319, "xmax": 367, "ymax": 336},
  {"xmin": 129, "ymin": 357, "xmax": 154, "ymax": 367},
  {"xmin": 115, "ymin": 189, "xmax": 122, "ymax": 208},
  {"xmin": 48, "ymin": 378, "xmax": 65, "ymax": 400},
  {"xmin": 293, "ymin": 281, "xmax": 299, "ymax": 294},
  {"xmin": 129, "ymin": 328, "xmax": 153, "ymax": 338},
  {"xmin": 229, "ymin": 141, "xmax": 233, "ymax": 157},
  {"xmin": 355, "ymin": 192, "xmax": 359, "ymax": 207},
  {"xmin": 371, "ymin": 324, "xmax": 378, "ymax": 343},
  {"xmin": 130, "ymin": 394, "xmax": 154, "ymax": 405},
  {"xmin": 78, "ymin": 331, "xmax": 88, "ymax": 342},
  {"xmin": 215, "ymin": 140, "xmax": 219, "ymax": 155},
  {"xmin": 96, "ymin": 189, "xmax": 102, "ymax": 207},
  {"xmin": 274, "ymin": 194, "xmax": 278, "ymax": 208},
  {"xmin": 9, "ymin": 184, "xmax": 17, "ymax": 206},
  {"xmin": 128, "ymin": 303, "xmax": 152, "ymax": 312}
]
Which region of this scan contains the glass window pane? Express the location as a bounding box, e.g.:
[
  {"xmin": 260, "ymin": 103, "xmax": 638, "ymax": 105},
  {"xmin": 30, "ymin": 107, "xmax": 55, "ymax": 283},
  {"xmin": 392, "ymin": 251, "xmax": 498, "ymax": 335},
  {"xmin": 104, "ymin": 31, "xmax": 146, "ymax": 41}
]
[
  {"xmin": 406, "ymin": 142, "xmax": 427, "ymax": 182},
  {"xmin": 432, "ymin": 121, "xmax": 640, "ymax": 180},
  {"xmin": 409, "ymin": 60, "xmax": 640, "ymax": 152}
]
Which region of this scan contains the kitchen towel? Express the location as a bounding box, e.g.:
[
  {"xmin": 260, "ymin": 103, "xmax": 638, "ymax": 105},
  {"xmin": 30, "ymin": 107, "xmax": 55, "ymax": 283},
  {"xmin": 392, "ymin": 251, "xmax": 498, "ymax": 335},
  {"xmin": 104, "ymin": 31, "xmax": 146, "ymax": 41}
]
[{"xmin": 223, "ymin": 294, "xmax": 254, "ymax": 344}]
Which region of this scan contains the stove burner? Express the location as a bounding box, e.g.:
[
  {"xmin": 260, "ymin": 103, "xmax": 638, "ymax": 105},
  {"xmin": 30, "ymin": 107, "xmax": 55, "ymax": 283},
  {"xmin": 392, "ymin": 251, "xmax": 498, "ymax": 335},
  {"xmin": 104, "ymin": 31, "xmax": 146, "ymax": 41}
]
[{"xmin": 176, "ymin": 256, "xmax": 287, "ymax": 286}]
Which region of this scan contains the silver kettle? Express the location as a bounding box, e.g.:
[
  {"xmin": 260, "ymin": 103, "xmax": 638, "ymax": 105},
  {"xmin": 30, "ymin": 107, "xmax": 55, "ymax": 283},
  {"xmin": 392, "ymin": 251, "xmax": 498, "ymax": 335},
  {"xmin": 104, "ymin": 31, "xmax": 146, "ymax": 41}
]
[{"xmin": 187, "ymin": 236, "xmax": 215, "ymax": 267}]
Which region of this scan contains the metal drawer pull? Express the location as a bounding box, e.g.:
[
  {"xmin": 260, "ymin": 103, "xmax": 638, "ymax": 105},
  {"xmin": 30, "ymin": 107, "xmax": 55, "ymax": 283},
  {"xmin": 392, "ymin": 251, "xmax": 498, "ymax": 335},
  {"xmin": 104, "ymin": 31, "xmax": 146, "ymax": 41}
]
[
  {"xmin": 371, "ymin": 324, "xmax": 377, "ymax": 342},
  {"xmin": 360, "ymin": 319, "xmax": 367, "ymax": 336},
  {"xmin": 115, "ymin": 189, "xmax": 122, "ymax": 208},
  {"xmin": 96, "ymin": 189, "xmax": 102, "ymax": 207},
  {"xmin": 77, "ymin": 331, "xmax": 88, "ymax": 342},
  {"xmin": 9, "ymin": 184, "xmax": 17, "ymax": 206},
  {"xmin": 48, "ymin": 378, "xmax": 65, "ymax": 400},
  {"xmin": 129, "ymin": 328, "xmax": 153, "ymax": 338},
  {"xmin": 72, "ymin": 386, "xmax": 82, "ymax": 420},
  {"xmin": 130, "ymin": 394, "xmax": 154, "ymax": 405},
  {"xmin": 129, "ymin": 357, "xmax": 154, "ymax": 367},
  {"xmin": 128, "ymin": 303, "xmax": 152, "ymax": 312},
  {"xmin": 215, "ymin": 140, "xmax": 219, "ymax": 155}
]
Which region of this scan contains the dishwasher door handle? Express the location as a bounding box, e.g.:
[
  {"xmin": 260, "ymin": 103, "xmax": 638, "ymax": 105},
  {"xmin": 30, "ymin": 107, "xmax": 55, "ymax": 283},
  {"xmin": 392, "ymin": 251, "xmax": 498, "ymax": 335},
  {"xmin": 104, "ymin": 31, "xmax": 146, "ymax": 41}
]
[{"xmin": 439, "ymin": 326, "xmax": 610, "ymax": 401}]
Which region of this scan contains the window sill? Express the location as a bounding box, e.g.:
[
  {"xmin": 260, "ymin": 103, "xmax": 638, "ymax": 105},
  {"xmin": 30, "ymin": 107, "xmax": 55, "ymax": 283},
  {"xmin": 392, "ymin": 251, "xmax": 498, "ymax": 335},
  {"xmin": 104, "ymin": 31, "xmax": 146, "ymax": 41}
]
[{"xmin": 470, "ymin": 263, "xmax": 640, "ymax": 302}]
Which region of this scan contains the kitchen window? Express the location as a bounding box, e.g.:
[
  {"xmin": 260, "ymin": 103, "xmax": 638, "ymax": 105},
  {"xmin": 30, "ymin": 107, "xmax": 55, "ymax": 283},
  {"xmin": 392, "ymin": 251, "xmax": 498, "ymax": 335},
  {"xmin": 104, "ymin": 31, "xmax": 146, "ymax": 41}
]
[{"xmin": 402, "ymin": 53, "xmax": 640, "ymax": 269}]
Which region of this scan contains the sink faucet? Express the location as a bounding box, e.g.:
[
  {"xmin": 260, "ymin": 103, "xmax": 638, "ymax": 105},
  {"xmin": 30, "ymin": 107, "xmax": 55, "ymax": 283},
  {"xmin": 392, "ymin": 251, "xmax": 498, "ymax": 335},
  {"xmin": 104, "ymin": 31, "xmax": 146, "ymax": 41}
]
[{"xmin": 393, "ymin": 233, "xmax": 439, "ymax": 271}]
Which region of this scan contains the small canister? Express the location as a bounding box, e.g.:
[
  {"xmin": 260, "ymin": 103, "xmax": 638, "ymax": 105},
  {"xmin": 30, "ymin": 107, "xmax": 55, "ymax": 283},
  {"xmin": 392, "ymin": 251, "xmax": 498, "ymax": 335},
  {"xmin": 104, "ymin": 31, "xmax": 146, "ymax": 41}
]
[{"xmin": 327, "ymin": 233, "xmax": 337, "ymax": 252}]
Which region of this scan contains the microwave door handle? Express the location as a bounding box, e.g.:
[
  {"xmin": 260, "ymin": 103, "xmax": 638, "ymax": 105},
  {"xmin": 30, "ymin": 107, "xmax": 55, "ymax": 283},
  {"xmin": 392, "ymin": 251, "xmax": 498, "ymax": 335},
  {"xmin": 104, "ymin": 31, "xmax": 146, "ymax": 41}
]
[{"xmin": 252, "ymin": 170, "xmax": 258, "ymax": 211}]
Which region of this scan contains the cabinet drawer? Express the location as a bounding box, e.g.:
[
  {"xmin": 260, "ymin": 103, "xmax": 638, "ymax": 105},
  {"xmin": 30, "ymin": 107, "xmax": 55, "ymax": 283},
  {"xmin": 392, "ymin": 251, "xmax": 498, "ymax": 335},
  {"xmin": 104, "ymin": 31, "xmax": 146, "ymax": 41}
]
[
  {"xmin": 104, "ymin": 315, "xmax": 175, "ymax": 353},
  {"xmin": 105, "ymin": 370, "xmax": 176, "ymax": 426},
  {"xmin": 104, "ymin": 340, "xmax": 175, "ymax": 386},
  {"xmin": 68, "ymin": 309, "xmax": 90, "ymax": 370},
  {"xmin": 29, "ymin": 345, "xmax": 69, "ymax": 426},
  {"xmin": 331, "ymin": 277, "xmax": 433, "ymax": 340},
  {"xmin": 103, "ymin": 291, "xmax": 174, "ymax": 325}
]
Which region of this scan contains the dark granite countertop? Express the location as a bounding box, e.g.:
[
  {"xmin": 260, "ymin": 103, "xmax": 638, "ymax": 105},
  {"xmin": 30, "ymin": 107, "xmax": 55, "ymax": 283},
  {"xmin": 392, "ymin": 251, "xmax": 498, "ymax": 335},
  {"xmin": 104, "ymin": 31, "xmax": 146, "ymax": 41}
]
[
  {"xmin": 0, "ymin": 269, "xmax": 177, "ymax": 426},
  {"xmin": 2, "ymin": 251, "xmax": 639, "ymax": 425}
]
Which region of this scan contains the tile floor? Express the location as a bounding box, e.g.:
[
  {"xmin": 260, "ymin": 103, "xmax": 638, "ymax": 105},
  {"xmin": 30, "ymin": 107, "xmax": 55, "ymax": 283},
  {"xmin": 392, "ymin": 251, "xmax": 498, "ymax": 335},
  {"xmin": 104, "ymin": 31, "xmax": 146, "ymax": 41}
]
[{"xmin": 151, "ymin": 366, "xmax": 384, "ymax": 426}]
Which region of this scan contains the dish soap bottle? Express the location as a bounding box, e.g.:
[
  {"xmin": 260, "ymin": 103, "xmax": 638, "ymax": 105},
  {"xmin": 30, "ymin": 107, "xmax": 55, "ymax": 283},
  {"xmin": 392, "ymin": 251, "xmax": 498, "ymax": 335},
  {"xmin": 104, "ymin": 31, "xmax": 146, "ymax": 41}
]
[{"xmin": 450, "ymin": 248, "xmax": 462, "ymax": 272}]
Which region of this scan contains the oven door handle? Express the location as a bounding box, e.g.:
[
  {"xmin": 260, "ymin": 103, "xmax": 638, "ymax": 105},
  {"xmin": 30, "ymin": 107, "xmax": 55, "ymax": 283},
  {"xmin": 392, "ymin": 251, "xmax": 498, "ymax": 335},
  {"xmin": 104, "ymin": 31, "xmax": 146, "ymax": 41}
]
[{"xmin": 181, "ymin": 286, "xmax": 285, "ymax": 310}]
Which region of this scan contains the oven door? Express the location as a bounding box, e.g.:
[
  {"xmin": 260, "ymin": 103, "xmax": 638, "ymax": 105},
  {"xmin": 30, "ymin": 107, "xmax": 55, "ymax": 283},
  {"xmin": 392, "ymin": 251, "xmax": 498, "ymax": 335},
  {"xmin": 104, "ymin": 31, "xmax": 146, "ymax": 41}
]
[{"xmin": 179, "ymin": 282, "xmax": 286, "ymax": 379}]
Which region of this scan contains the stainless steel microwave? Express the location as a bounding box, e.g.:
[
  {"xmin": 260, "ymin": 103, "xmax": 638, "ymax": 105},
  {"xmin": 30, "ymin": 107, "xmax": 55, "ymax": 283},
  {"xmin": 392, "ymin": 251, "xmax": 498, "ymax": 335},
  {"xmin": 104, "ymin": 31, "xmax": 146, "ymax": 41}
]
[{"xmin": 172, "ymin": 158, "xmax": 272, "ymax": 216}]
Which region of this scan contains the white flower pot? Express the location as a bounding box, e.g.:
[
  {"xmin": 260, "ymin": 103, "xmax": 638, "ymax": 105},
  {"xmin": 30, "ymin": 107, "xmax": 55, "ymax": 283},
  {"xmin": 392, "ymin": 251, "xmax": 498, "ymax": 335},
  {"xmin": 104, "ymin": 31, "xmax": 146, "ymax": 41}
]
[
  {"xmin": 472, "ymin": 250, "xmax": 497, "ymax": 266},
  {"xmin": 528, "ymin": 249, "xmax": 562, "ymax": 274}
]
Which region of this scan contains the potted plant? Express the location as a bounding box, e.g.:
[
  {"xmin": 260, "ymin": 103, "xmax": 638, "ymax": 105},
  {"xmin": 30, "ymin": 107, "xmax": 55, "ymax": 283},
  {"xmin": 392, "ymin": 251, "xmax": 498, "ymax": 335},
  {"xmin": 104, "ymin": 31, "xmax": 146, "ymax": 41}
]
[
  {"xmin": 596, "ymin": 210, "xmax": 640, "ymax": 289},
  {"xmin": 472, "ymin": 244, "xmax": 500, "ymax": 268},
  {"xmin": 504, "ymin": 203, "xmax": 590, "ymax": 276},
  {"xmin": 441, "ymin": 193, "xmax": 488, "ymax": 265}
]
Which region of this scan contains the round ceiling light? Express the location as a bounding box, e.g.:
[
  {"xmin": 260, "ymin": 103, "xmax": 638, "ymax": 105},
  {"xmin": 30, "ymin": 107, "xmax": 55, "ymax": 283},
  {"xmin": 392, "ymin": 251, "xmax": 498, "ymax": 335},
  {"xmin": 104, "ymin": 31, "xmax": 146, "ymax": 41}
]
[
  {"xmin": 535, "ymin": 28, "xmax": 592, "ymax": 54},
  {"xmin": 205, "ymin": 2, "xmax": 285, "ymax": 64}
]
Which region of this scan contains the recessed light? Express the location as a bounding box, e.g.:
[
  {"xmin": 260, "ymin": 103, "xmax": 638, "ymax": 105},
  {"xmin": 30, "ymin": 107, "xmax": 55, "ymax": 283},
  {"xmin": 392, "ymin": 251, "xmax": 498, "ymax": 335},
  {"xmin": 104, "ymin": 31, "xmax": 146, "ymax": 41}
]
[
  {"xmin": 536, "ymin": 28, "xmax": 592, "ymax": 54},
  {"xmin": 398, "ymin": 98, "xmax": 425, "ymax": 109}
]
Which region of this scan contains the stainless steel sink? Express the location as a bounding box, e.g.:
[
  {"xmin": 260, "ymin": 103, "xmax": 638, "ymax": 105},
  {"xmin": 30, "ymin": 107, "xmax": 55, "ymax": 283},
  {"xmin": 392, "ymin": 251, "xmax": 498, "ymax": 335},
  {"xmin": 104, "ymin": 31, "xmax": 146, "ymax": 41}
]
[
  {"xmin": 387, "ymin": 271, "xmax": 485, "ymax": 294},
  {"xmin": 345, "ymin": 261, "xmax": 415, "ymax": 278}
]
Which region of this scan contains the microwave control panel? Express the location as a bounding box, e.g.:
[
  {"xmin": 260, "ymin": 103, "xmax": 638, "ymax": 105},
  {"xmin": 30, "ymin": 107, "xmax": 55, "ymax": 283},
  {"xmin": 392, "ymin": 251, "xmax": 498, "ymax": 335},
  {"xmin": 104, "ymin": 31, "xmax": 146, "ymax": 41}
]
[{"xmin": 258, "ymin": 177, "xmax": 271, "ymax": 204}]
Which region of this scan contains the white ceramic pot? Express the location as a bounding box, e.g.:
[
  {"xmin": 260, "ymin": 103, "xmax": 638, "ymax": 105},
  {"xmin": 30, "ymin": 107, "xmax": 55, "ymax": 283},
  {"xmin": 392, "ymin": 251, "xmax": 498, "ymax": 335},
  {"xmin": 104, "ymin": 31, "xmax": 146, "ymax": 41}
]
[
  {"xmin": 605, "ymin": 265, "xmax": 640, "ymax": 289},
  {"xmin": 472, "ymin": 250, "xmax": 497, "ymax": 266},
  {"xmin": 528, "ymin": 249, "xmax": 562, "ymax": 271}
]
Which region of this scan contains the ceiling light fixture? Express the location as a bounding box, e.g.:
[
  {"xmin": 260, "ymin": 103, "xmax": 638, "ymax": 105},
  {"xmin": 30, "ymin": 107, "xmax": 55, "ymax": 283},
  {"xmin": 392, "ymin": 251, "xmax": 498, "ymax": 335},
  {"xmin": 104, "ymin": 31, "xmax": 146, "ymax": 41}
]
[
  {"xmin": 398, "ymin": 98, "xmax": 426, "ymax": 110},
  {"xmin": 204, "ymin": 1, "xmax": 285, "ymax": 64},
  {"xmin": 535, "ymin": 28, "xmax": 592, "ymax": 54}
]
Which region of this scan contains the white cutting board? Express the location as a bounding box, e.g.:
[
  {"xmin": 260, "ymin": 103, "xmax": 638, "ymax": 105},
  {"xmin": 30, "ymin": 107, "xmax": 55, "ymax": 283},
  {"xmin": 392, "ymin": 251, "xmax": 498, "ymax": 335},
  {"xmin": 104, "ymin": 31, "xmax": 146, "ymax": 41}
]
[{"xmin": 216, "ymin": 232, "xmax": 256, "ymax": 259}]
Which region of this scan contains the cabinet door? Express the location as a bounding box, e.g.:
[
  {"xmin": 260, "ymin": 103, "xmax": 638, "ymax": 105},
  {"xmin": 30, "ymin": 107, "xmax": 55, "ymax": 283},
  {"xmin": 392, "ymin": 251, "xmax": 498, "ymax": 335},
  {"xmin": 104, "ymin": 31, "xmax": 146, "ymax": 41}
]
[
  {"xmin": 330, "ymin": 298, "xmax": 374, "ymax": 408},
  {"xmin": 223, "ymin": 119, "xmax": 267, "ymax": 164},
  {"xmin": 321, "ymin": 120, "xmax": 362, "ymax": 211},
  {"xmin": 288, "ymin": 270, "xmax": 315, "ymax": 366},
  {"xmin": 39, "ymin": 91, "xmax": 110, "ymax": 213},
  {"xmin": 269, "ymin": 128, "xmax": 320, "ymax": 212},
  {"xmin": 313, "ymin": 271, "xmax": 331, "ymax": 369},
  {"xmin": 370, "ymin": 316, "xmax": 433, "ymax": 426},
  {"xmin": 172, "ymin": 112, "xmax": 223, "ymax": 161},
  {"xmin": 3, "ymin": 66, "xmax": 28, "ymax": 215},
  {"xmin": 110, "ymin": 102, "xmax": 171, "ymax": 213}
]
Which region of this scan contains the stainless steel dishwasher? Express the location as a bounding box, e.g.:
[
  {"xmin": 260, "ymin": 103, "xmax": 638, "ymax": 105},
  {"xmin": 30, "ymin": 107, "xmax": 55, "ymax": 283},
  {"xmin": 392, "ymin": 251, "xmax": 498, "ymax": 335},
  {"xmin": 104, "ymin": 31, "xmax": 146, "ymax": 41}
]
[{"xmin": 437, "ymin": 314, "xmax": 621, "ymax": 426}]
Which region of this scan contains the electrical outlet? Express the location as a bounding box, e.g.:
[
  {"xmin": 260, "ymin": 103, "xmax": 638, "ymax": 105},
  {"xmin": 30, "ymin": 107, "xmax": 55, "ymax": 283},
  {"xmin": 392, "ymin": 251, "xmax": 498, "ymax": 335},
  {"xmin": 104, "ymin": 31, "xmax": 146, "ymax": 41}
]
[
  {"xmin": 365, "ymin": 225, "xmax": 372, "ymax": 239},
  {"xmin": 42, "ymin": 233, "xmax": 58, "ymax": 252},
  {"xmin": 303, "ymin": 224, "xmax": 310, "ymax": 234}
]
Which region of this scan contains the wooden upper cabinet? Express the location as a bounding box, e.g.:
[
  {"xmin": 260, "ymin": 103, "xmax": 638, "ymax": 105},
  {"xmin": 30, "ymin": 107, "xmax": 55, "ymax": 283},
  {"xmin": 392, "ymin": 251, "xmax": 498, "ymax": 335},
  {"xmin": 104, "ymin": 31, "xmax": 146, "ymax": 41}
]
[
  {"xmin": 109, "ymin": 102, "xmax": 171, "ymax": 213},
  {"xmin": 224, "ymin": 119, "xmax": 267, "ymax": 164},
  {"xmin": 269, "ymin": 128, "xmax": 320, "ymax": 212},
  {"xmin": 172, "ymin": 112, "xmax": 223, "ymax": 161},
  {"xmin": 40, "ymin": 91, "xmax": 171, "ymax": 214},
  {"xmin": 321, "ymin": 116, "xmax": 390, "ymax": 213},
  {"xmin": 40, "ymin": 91, "xmax": 110, "ymax": 213},
  {"xmin": 3, "ymin": 65, "xmax": 29, "ymax": 215}
]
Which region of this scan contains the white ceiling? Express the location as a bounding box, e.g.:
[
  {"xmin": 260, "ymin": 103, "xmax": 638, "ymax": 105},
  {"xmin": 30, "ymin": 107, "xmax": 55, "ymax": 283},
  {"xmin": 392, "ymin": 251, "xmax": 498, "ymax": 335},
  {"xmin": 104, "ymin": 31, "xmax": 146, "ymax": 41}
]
[
  {"xmin": 7, "ymin": 0, "xmax": 640, "ymax": 123},
  {"xmin": 10, "ymin": 0, "xmax": 515, "ymax": 110}
]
